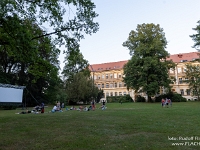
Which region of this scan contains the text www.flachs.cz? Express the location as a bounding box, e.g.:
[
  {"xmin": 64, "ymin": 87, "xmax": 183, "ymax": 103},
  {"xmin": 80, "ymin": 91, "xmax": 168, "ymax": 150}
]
[{"xmin": 172, "ymin": 142, "xmax": 200, "ymax": 146}]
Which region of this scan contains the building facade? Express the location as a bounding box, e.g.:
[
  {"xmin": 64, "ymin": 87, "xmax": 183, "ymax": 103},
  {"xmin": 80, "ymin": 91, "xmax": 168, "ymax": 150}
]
[
  {"xmin": 90, "ymin": 52, "xmax": 199, "ymax": 101},
  {"xmin": 167, "ymin": 52, "xmax": 199, "ymax": 100}
]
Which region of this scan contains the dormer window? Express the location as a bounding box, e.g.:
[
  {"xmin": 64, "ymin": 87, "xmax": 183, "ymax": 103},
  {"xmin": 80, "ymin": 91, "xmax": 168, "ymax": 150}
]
[{"xmin": 178, "ymin": 54, "xmax": 183, "ymax": 58}]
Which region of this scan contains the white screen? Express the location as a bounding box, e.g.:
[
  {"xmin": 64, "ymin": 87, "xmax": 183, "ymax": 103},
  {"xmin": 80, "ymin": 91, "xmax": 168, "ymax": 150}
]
[{"xmin": 0, "ymin": 87, "xmax": 23, "ymax": 103}]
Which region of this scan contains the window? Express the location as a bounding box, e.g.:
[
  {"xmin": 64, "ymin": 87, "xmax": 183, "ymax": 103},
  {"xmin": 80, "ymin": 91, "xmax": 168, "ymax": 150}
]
[
  {"xmin": 102, "ymin": 83, "xmax": 104, "ymax": 88},
  {"xmin": 106, "ymin": 83, "xmax": 109, "ymax": 88},
  {"xmin": 115, "ymin": 92, "xmax": 118, "ymax": 96},
  {"xmin": 102, "ymin": 74, "xmax": 104, "ymax": 79},
  {"xmin": 106, "ymin": 74, "xmax": 108, "ymax": 79},
  {"xmin": 98, "ymin": 84, "xmax": 101, "ymax": 88},
  {"xmin": 178, "ymin": 68, "xmax": 182, "ymax": 73},
  {"xmin": 179, "ymin": 78, "xmax": 182, "ymax": 84},
  {"xmin": 110, "ymin": 74, "xmax": 113, "ymax": 79},
  {"xmin": 169, "ymin": 69, "xmax": 174, "ymax": 73},
  {"xmin": 98, "ymin": 75, "xmax": 100, "ymax": 79},
  {"xmin": 119, "ymin": 92, "xmax": 122, "ymax": 96},
  {"xmin": 115, "ymin": 82, "xmax": 117, "ymax": 88},
  {"xmin": 118, "ymin": 73, "xmax": 122, "ymax": 78},
  {"xmin": 124, "ymin": 82, "xmax": 126, "ymax": 87},
  {"xmin": 180, "ymin": 89, "xmax": 184, "ymax": 95},
  {"xmin": 123, "ymin": 92, "xmax": 126, "ymax": 95},
  {"xmin": 106, "ymin": 92, "xmax": 109, "ymax": 96},
  {"xmin": 186, "ymin": 89, "xmax": 190, "ymax": 95},
  {"xmin": 119, "ymin": 82, "xmax": 122, "ymax": 87},
  {"xmin": 114, "ymin": 73, "xmax": 117, "ymax": 78},
  {"xmin": 94, "ymin": 75, "xmax": 97, "ymax": 80},
  {"xmin": 110, "ymin": 92, "xmax": 113, "ymax": 96},
  {"xmin": 110, "ymin": 83, "xmax": 113, "ymax": 88}
]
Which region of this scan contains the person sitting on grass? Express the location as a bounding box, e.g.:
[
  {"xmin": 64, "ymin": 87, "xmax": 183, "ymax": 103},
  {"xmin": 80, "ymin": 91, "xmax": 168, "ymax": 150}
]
[
  {"xmin": 101, "ymin": 105, "xmax": 107, "ymax": 110},
  {"xmin": 168, "ymin": 98, "xmax": 172, "ymax": 107},
  {"xmin": 161, "ymin": 98, "xmax": 165, "ymax": 108},
  {"xmin": 84, "ymin": 106, "xmax": 88, "ymax": 111},
  {"xmin": 16, "ymin": 110, "xmax": 31, "ymax": 114},
  {"xmin": 88, "ymin": 105, "xmax": 92, "ymax": 111},
  {"xmin": 70, "ymin": 106, "xmax": 75, "ymax": 110},
  {"xmin": 79, "ymin": 106, "xmax": 83, "ymax": 111},
  {"xmin": 165, "ymin": 98, "xmax": 169, "ymax": 108}
]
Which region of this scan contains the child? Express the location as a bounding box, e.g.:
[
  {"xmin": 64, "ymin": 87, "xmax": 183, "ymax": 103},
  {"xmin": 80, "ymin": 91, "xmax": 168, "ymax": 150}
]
[{"xmin": 161, "ymin": 98, "xmax": 165, "ymax": 107}]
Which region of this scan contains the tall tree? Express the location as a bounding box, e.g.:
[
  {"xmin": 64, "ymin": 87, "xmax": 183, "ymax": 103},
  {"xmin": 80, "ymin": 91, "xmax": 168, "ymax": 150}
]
[
  {"xmin": 0, "ymin": 16, "xmax": 61, "ymax": 105},
  {"xmin": 62, "ymin": 49, "xmax": 97, "ymax": 103},
  {"xmin": 65, "ymin": 72, "xmax": 98, "ymax": 103},
  {"xmin": 185, "ymin": 20, "xmax": 200, "ymax": 100},
  {"xmin": 122, "ymin": 23, "xmax": 175, "ymax": 102},
  {"xmin": 185, "ymin": 63, "xmax": 200, "ymax": 100},
  {"xmin": 0, "ymin": 0, "xmax": 99, "ymax": 55},
  {"xmin": 62, "ymin": 49, "xmax": 90, "ymax": 80},
  {"xmin": 0, "ymin": 0, "xmax": 99, "ymax": 105},
  {"xmin": 190, "ymin": 20, "xmax": 200, "ymax": 51}
]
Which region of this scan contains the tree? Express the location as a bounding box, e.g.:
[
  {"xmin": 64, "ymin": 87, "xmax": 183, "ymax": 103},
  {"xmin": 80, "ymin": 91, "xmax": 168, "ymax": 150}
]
[
  {"xmin": 65, "ymin": 72, "xmax": 98, "ymax": 103},
  {"xmin": 0, "ymin": 17, "xmax": 61, "ymax": 105},
  {"xmin": 62, "ymin": 50, "xmax": 90, "ymax": 80},
  {"xmin": 190, "ymin": 20, "xmax": 200, "ymax": 51},
  {"xmin": 184, "ymin": 62, "xmax": 200, "ymax": 101},
  {"xmin": 0, "ymin": 0, "xmax": 99, "ymax": 105},
  {"xmin": 62, "ymin": 49, "xmax": 98, "ymax": 103},
  {"xmin": 122, "ymin": 23, "xmax": 175, "ymax": 102},
  {"xmin": 0, "ymin": 0, "xmax": 99, "ymax": 55},
  {"xmin": 185, "ymin": 20, "xmax": 200, "ymax": 101}
]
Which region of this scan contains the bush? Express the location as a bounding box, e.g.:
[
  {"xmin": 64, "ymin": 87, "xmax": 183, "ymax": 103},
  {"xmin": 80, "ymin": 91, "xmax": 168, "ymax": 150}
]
[
  {"xmin": 0, "ymin": 103, "xmax": 21, "ymax": 110},
  {"xmin": 106, "ymin": 95, "xmax": 133, "ymax": 103},
  {"xmin": 135, "ymin": 95, "xmax": 146, "ymax": 102},
  {"xmin": 155, "ymin": 92, "xmax": 187, "ymax": 102}
]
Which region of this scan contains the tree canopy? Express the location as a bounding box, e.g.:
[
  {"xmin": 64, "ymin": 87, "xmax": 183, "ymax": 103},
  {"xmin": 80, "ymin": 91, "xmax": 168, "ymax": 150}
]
[
  {"xmin": 190, "ymin": 20, "xmax": 200, "ymax": 51},
  {"xmin": 185, "ymin": 63, "xmax": 200, "ymax": 100},
  {"xmin": 0, "ymin": 0, "xmax": 99, "ymax": 105},
  {"xmin": 122, "ymin": 23, "xmax": 175, "ymax": 101}
]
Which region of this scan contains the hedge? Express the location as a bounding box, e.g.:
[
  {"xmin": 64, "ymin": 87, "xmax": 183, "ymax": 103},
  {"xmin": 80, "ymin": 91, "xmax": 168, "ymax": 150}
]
[{"xmin": 106, "ymin": 95, "xmax": 133, "ymax": 103}]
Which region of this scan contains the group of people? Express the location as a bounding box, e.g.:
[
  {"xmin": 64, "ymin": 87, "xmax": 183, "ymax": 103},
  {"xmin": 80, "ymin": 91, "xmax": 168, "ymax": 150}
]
[
  {"xmin": 16, "ymin": 103, "xmax": 45, "ymax": 114},
  {"xmin": 68, "ymin": 105, "xmax": 92, "ymax": 111},
  {"xmin": 51, "ymin": 101, "xmax": 65, "ymax": 112},
  {"xmin": 161, "ymin": 98, "xmax": 172, "ymax": 108}
]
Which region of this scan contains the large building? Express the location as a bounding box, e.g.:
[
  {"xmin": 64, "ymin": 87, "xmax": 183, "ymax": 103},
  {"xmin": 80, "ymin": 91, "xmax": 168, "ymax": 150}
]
[{"xmin": 89, "ymin": 52, "xmax": 199, "ymax": 101}]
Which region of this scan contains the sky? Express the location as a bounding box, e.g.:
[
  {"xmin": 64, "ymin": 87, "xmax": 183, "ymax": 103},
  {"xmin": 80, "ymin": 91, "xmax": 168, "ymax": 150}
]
[{"xmin": 59, "ymin": 0, "xmax": 200, "ymax": 70}]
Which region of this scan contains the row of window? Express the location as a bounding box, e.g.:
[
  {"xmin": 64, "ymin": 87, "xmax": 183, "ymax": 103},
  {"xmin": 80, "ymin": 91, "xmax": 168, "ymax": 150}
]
[
  {"xmin": 179, "ymin": 89, "xmax": 190, "ymax": 95},
  {"xmin": 105, "ymin": 91, "xmax": 128, "ymax": 97},
  {"xmin": 178, "ymin": 78, "xmax": 188, "ymax": 84},
  {"xmin": 96, "ymin": 82, "xmax": 126, "ymax": 88},
  {"xmin": 93, "ymin": 73, "xmax": 123, "ymax": 80},
  {"xmin": 169, "ymin": 68, "xmax": 187, "ymax": 74}
]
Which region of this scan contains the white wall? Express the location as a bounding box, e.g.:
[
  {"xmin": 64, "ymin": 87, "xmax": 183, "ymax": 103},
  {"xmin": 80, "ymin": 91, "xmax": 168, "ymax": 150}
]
[{"xmin": 0, "ymin": 87, "xmax": 24, "ymax": 103}]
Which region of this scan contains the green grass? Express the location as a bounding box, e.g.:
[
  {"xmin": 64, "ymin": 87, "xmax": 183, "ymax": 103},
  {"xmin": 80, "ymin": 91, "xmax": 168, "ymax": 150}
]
[{"xmin": 1, "ymin": 102, "xmax": 200, "ymax": 150}]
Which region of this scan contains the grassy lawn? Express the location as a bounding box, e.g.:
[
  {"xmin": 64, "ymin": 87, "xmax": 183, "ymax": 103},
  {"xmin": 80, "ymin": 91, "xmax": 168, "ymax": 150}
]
[{"xmin": 1, "ymin": 102, "xmax": 200, "ymax": 150}]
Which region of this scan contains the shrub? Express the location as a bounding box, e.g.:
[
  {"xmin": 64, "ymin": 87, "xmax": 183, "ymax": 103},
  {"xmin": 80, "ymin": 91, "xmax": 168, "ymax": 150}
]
[
  {"xmin": 106, "ymin": 95, "xmax": 133, "ymax": 103},
  {"xmin": 155, "ymin": 92, "xmax": 187, "ymax": 102},
  {"xmin": 0, "ymin": 103, "xmax": 20, "ymax": 110},
  {"xmin": 135, "ymin": 95, "xmax": 146, "ymax": 102}
]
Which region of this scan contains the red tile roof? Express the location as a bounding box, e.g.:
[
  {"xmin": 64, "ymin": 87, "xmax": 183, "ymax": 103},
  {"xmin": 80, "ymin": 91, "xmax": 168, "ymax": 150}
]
[
  {"xmin": 166, "ymin": 52, "xmax": 199, "ymax": 63},
  {"xmin": 89, "ymin": 60, "xmax": 128, "ymax": 72},
  {"xmin": 89, "ymin": 52, "xmax": 199, "ymax": 72}
]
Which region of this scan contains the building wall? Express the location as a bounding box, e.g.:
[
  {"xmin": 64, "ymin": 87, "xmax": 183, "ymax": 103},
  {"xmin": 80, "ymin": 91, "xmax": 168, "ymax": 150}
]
[
  {"xmin": 90, "ymin": 52, "xmax": 200, "ymax": 101},
  {"xmin": 169, "ymin": 61, "xmax": 199, "ymax": 100},
  {"xmin": 91, "ymin": 69, "xmax": 135, "ymax": 101}
]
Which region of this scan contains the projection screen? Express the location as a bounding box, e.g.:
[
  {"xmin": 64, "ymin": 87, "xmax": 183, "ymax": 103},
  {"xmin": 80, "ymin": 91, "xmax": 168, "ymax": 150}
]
[{"xmin": 0, "ymin": 84, "xmax": 25, "ymax": 103}]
